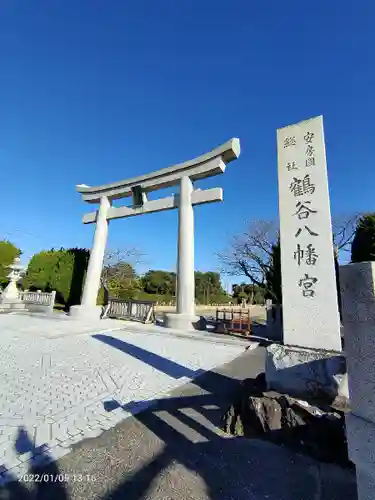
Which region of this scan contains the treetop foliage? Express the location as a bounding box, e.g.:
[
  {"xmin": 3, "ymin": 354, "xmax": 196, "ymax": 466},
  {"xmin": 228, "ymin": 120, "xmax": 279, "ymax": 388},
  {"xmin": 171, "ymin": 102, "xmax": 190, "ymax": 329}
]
[{"xmin": 21, "ymin": 246, "xmax": 231, "ymax": 307}]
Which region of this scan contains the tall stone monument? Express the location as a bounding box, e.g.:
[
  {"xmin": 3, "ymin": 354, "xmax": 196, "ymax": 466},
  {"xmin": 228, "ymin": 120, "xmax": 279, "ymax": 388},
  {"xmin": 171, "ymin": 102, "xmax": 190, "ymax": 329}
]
[
  {"xmin": 277, "ymin": 115, "xmax": 341, "ymax": 352},
  {"xmin": 266, "ymin": 116, "xmax": 345, "ymax": 400}
]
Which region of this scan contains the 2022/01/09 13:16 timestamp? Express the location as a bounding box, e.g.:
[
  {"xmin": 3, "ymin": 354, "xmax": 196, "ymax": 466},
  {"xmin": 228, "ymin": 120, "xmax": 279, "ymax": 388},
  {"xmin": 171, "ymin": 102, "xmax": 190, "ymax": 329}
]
[{"xmin": 22, "ymin": 473, "xmax": 97, "ymax": 483}]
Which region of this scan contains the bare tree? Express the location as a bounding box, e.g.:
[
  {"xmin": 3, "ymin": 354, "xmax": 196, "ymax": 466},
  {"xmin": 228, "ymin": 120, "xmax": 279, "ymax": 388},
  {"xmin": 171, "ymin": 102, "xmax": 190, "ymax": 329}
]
[
  {"xmin": 101, "ymin": 247, "xmax": 145, "ymax": 304},
  {"xmin": 217, "ymin": 220, "xmax": 279, "ymax": 294},
  {"xmin": 332, "ymin": 213, "xmax": 362, "ymax": 257},
  {"xmin": 218, "ymin": 214, "xmax": 361, "ymax": 298},
  {"xmin": 331, "ymin": 213, "xmax": 361, "ymax": 321}
]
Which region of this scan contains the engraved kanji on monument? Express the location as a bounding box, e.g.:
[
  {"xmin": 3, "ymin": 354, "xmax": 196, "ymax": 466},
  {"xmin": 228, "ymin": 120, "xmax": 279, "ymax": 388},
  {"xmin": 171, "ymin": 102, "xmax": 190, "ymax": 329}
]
[{"xmin": 277, "ymin": 116, "xmax": 341, "ymax": 351}]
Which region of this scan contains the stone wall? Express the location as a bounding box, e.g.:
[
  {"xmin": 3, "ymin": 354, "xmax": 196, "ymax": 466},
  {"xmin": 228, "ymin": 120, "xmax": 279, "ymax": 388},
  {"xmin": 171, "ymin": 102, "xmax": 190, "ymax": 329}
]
[{"xmin": 340, "ymin": 261, "xmax": 375, "ymax": 500}]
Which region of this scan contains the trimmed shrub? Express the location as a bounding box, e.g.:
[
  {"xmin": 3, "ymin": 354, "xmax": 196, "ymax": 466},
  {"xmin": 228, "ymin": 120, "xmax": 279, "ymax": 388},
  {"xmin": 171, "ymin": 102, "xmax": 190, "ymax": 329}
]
[{"xmin": 23, "ymin": 248, "xmax": 89, "ymax": 306}]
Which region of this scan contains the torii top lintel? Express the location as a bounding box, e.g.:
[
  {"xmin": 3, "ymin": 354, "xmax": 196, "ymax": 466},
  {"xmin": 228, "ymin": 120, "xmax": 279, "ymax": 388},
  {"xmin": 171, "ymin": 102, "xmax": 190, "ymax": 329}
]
[{"xmin": 77, "ymin": 138, "xmax": 240, "ymax": 204}]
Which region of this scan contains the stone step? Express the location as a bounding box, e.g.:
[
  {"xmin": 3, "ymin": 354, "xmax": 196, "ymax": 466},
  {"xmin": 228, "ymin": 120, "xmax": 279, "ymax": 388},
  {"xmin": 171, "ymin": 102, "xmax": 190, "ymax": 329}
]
[{"xmin": 0, "ymin": 302, "xmax": 26, "ymax": 310}]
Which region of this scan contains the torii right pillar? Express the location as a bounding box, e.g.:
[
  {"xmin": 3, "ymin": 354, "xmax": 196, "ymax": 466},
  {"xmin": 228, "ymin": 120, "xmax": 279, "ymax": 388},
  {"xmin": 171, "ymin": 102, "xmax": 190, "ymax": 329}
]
[{"xmin": 164, "ymin": 175, "xmax": 200, "ymax": 330}]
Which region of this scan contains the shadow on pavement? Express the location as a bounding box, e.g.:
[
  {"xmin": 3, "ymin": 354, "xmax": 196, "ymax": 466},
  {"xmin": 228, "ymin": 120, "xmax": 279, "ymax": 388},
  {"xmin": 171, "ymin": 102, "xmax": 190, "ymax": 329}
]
[
  {"xmin": 1, "ymin": 337, "xmax": 356, "ymax": 500},
  {"xmin": 102, "ymin": 389, "xmax": 357, "ymax": 500},
  {"xmin": 0, "ymin": 427, "xmax": 69, "ymax": 499},
  {"xmin": 92, "ymin": 334, "xmax": 201, "ymax": 379},
  {"xmin": 95, "ymin": 342, "xmax": 356, "ymax": 500},
  {"xmin": 96, "ymin": 331, "xmax": 254, "ymax": 430}
]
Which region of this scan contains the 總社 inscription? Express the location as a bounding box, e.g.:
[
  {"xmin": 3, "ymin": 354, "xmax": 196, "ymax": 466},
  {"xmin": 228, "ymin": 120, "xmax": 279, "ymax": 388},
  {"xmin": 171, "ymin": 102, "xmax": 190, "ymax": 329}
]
[{"xmin": 277, "ymin": 116, "xmax": 341, "ymax": 351}]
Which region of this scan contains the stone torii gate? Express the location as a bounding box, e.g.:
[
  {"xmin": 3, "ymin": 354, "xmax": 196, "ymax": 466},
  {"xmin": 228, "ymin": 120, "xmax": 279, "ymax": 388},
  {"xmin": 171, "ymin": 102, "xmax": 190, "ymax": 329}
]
[{"xmin": 70, "ymin": 138, "xmax": 240, "ymax": 330}]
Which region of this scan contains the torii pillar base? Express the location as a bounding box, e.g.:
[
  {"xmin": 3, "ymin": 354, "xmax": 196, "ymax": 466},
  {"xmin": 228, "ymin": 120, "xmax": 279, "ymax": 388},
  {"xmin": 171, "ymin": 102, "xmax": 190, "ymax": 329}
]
[
  {"xmin": 69, "ymin": 305, "xmax": 103, "ymax": 320},
  {"xmin": 163, "ymin": 313, "xmax": 201, "ymax": 331}
]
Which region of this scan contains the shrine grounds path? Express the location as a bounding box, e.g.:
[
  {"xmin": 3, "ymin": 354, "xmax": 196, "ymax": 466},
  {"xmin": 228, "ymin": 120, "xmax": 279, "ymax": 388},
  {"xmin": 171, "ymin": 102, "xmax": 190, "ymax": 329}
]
[
  {"xmin": 58, "ymin": 348, "xmax": 357, "ymax": 500},
  {"xmin": 0, "ymin": 316, "xmax": 357, "ymax": 499},
  {"xmin": 0, "ymin": 313, "xmax": 249, "ymax": 484}
]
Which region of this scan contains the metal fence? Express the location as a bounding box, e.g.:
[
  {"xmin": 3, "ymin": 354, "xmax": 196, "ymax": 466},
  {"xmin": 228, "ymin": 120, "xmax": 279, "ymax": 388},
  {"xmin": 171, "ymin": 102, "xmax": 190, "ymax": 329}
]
[
  {"xmin": 19, "ymin": 290, "xmax": 56, "ymax": 312},
  {"xmin": 19, "ymin": 290, "xmax": 56, "ymax": 306}
]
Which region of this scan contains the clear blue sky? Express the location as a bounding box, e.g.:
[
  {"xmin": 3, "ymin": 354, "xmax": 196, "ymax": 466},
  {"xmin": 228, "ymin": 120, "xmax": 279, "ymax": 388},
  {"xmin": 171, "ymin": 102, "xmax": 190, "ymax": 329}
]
[{"xmin": 1, "ymin": 1, "xmax": 374, "ymax": 285}]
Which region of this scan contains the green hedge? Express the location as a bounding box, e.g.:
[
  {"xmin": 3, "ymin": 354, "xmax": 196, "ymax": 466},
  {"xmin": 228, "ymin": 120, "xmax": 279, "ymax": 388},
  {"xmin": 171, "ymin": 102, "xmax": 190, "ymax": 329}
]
[{"xmin": 23, "ymin": 248, "xmax": 89, "ymax": 307}]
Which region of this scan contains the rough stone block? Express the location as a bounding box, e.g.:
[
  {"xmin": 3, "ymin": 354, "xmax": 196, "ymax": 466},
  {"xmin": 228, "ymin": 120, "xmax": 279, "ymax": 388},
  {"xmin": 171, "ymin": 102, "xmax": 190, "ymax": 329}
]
[{"xmin": 265, "ymin": 343, "xmax": 347, "ymax": 401}]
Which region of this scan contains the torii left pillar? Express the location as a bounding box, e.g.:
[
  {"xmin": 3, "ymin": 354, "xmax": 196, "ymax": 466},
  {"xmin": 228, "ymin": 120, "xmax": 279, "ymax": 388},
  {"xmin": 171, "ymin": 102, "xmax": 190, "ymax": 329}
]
[{"xmin": 70, "ymin": 196, "xmax": 110, "ymax": 319}]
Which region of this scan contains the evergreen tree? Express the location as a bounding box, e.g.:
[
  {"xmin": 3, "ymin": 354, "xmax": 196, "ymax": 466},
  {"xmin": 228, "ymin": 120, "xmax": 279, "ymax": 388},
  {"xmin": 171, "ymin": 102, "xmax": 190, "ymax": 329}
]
[{"xmin": 351, "ymin": 213, "xmax": 375, "ymax": 263}]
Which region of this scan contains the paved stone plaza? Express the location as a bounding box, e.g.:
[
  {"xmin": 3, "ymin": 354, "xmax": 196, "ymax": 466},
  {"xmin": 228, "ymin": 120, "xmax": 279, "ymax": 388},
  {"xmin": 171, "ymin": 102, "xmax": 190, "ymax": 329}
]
[{"xmin": 0, "ymin": 314, "xmax": 247, "ymax": 483}]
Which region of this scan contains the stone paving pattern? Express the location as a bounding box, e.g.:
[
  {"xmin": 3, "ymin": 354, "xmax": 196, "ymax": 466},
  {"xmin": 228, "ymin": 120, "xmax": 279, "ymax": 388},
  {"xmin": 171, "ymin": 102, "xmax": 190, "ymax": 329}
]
[
  {"xmin": 2, "ymin": 348, "xmax": 355, "ymax": 499},
  {"xmin": 0, "ymin": 314, "xmax": 245, "ymax": 483}
]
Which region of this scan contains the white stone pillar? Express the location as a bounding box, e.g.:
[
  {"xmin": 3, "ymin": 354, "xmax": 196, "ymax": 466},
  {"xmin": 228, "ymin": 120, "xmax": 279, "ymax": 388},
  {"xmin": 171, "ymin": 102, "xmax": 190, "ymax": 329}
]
[
  {"xmin": 69, "ymin": 196, "xmax": 110, "ymax": 319},
  {"xmin": 177, "ymin": 176, "xmax": 195, "ymax": 316},
  {"xmin": 164, "ymin": 176, "xmax": 199, "ymax": 330},
  {"xmin": 340, "ymin": 261, "xmax": 375, "ymax": 500}
]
